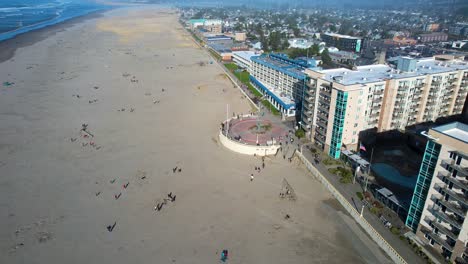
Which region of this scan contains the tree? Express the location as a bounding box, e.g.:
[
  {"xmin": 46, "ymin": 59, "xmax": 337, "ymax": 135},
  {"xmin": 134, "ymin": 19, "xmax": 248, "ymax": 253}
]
[
  {"xmin": 268, "ymin": 31, "xmax": 282, "ymax": 51},
  {"xmin": 293, "ymin": 27, "xmax": 301, "ymax": 38},
  {"xmin": 321, "ymin": 48, "xmax": 332, "ymax": 66},
  {"xmin": 281, "ymin": 39, "xmax": 290, "ymax": 50},
  {"xmin": 310, "ymin": 43, "xmax": 320, "ymax": 56}
]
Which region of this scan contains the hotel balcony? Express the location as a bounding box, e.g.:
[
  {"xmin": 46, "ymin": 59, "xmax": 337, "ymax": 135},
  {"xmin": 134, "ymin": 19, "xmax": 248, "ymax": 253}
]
[
  {"xmin": 369, "ymin": 111, "xmax": 380, "ymax": 118},
  {"xmin": 421, "ymin": 226, "xmax": 454, "ymax": 252},
  {"xmin": 438, "ymin": 198, "xmax": 467, "ymax": 219},
  {"xmin": 318, "ymin": 104, "xmax": 329, "ymax": 114},
  {"xmin": 448, "ymin": 78, "xmax": 458, "ymax": 83},
  {"xmin": 373, "ymin": 90, "xmax": 384, "ymax": 96},
  {"xmin": 316, "ymin": 119, "xmax": 327, "ymax": 129},
  {"xmin": 429, "ymin": 219, "xmax": 459, "ymax": 240},
  {"xmin": 319, "ymin": 97, "xmax": 330, "ymax": 106},
  {"xmin": 438, "ymin": 171, "xmax": 468, "ymax": 192},
  {"xmin": 304, "ymin": 96, "xmax": 315, "ymax": 103},
  {"xmin": 415, "ymin": 83, "xmax": 426, "ymax": 88},
  {"xmin": 316, "ymin": 111, "xmax": 328, "ymax": 121},
  {"xmin": 435, "ymin": 183, "xmax": 468, "ymax": 207},
  {"xmin": 441, "ymin": 159, "xmax": 468, "ymax": 177},
  {"xmin": 305, "ymin": 88, "xmax": 315, "ymax": 96},
  {"xmin": 372, "ymin": 97, "xmax": 383, "ymax": 104},
  {"xmin": 431, "ymin": 207, "xmax": 464, "ymax": 229},
  {"xmin": 372, "ymin": 104, "xmax": 382, "ymax": 111},
  {"xmin": 314, "ymin": 133, "xmax": 326, "ymax": 144},
  {"xmin": 303, "ymin": 110, "xmax": 314, "ymax": 117}
]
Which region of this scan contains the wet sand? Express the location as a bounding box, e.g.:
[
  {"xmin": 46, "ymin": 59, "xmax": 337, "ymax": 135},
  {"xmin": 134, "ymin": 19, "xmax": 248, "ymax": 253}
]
[{"xmin": 0, "ymin": 6, "xmax": 391, "ymax": 264}]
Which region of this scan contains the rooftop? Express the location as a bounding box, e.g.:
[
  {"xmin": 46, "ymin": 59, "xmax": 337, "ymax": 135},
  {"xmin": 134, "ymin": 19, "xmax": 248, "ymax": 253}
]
[
  {"xmin": 251, "ymin": 54, "xmax": 308, "ymax": 80},
  {"xmin": 432, "ymin": 122, "xmax": 468, "ymax": 144},
  {"xmin": 232, "ymin": 51, "xmax": 259, "ymax": 61},
  {"xmin": 323, "ymin": 32, "xmax": 362, "ymax": 40},
  {"xmin": 317, "ymin": 57, "xmax": 468, "ymax": 86},
  {"xmin": 249, "ymin": 76, "xmax": 295, "ymax": 109}
]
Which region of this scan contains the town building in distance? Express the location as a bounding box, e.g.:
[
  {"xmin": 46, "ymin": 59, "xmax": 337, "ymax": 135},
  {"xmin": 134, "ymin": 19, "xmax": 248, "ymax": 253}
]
[
  {"xmin": 188, "ymin": 19, "xmax": 222, "ymax": 33},
  {"xmin": 405, "ymin": 122, "xmax": 468, "ymax": 263},
  {"xmin": 303, "ymin": 55, "xmax": 468, "ymax": 159},
  {"xmin": 321, "ymin": 33, "xmax": 363, "ymax": 53}
]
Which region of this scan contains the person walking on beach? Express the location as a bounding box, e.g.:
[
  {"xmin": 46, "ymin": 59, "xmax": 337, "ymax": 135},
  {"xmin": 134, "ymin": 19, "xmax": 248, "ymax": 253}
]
[{"xmin": 250, "ymin": 174, "xmax": 254, "ymax": 181}]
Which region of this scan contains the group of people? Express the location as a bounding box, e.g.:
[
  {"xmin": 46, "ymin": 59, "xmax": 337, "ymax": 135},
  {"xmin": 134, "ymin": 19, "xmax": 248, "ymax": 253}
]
[
  {"xmin": 250, "ymin": 157, "xmax": 266, "ymax": 181},
  {"xmin": 154, "ymin": 192, "xmax": 176, "ymax": 212}
]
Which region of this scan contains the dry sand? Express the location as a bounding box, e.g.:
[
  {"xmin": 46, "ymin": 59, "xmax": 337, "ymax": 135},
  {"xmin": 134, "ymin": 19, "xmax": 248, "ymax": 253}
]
[{"xmin": 0, "ymin": 6, "xmax": 391, "ymax": 264}]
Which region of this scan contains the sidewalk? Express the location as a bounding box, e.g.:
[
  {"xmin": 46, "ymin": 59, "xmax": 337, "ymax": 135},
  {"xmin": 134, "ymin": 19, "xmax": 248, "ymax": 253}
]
[{"xmin": 300, "ymin": 148, "xmax": 425, "ymax": 264}]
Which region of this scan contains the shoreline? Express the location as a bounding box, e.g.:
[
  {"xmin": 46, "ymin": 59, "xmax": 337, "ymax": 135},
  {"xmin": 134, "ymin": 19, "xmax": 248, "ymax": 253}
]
[{"xmin": 0, "ymin": 8, "xmax": 113, "ymax": 64}]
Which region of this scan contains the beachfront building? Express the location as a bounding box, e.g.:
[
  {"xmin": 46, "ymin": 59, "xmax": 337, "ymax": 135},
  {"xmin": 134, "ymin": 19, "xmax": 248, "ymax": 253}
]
[
  {"xmin": 405, "ymin": 122, "xmax": 468, "ymax": 263},
  {"xmin": 232, "ymin": 51, "xmax": 258, "ymax": 72},
  {"xmin": 288, "ymin": 38, "xmax": 314, "ymax": 49},
  {"xmin": 188, "ymin": 19, "xmax": 222, "ymax": 34},
  {"xmin": 321, "ymin": 33, "xmax": 363, "ymax": 53},
  {"xmin": 249, "ymin": 53, "xmax": 318, "ymax": 118},
  {"xmin": 303, "ymin": 55, "xmax": 468, "ymax": 159}
]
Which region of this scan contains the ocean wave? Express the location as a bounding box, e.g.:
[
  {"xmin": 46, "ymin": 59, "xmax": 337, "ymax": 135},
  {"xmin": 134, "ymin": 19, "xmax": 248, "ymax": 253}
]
[{"xmin": 0, "ymin": 2, "xmax": 109, "ymax": 42}]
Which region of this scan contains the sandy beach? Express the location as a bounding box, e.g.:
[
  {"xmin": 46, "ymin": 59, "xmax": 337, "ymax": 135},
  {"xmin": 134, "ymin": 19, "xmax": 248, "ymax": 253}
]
[{"xmin": 0, "ymin": 6, "xmax": 391, "ymax": 264}]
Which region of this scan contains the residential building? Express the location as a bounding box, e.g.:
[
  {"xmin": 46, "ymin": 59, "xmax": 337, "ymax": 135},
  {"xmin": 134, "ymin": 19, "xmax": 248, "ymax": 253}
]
[
  {"xmin": 249, "ymin": 53, "xmax": 317, "ymax": 118},
  {"xmin": 405, "ymin": 122, "xmax": 468, "ymax": 263},
  {"xmin": 234, "ymin": 32, "xmax": 246, "ymax": 42},
  {"xmin": 322, "ymin": 33, "xmax": 363, "ymax": 53},
  {"xmin": 303, "ymin": 55, "xmax": 468, "ymax": 159},
  {"xmin": 188, "ymin": 19, "xmax": 222, "ymax": 33},
  {"xmin": 288, "ymin": 38, "xmax": 313, "ymax": 49},
  {"xmin": 328, "ymin": 50, "xmax": 359, "ymax": 65},
  {"xmin": 424, "ymin": 23, "xmax": 440, "ymax": 32},
  {"xmin": 232, "ymin": 51, "xmax": 258, "ymax": 71},
  {"xmin": 449, "ymin": 23, "xmax": 468, "ymax": 37},
  {"xmin": 418, "ymin": 33, "xmax": 448, "ymax": 43},
  {"xmin": 384, "ymin": 36, "xmax": 418, "ymax": 46}
]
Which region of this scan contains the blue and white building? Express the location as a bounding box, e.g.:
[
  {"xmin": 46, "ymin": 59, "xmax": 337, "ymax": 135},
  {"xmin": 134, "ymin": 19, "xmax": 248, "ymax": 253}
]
[{"xmin": 249, "ymin": 53, "xmax": 318, "ymax": 118}]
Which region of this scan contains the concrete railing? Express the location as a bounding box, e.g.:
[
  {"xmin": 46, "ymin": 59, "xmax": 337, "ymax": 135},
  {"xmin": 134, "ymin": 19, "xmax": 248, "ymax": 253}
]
[
  {"xmin": 219, "ymin": 130, "xmax": 279, "ymax": 156},
  {"xmin": 296, "ymin": 151, "xmax": 408, "ymax": 264}
]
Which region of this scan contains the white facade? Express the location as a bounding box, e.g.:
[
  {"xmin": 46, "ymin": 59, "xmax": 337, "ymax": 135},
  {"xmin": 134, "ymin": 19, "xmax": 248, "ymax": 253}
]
[{"xmin": 232, "ymin": 51, "xmax": 258, "ymax": 72}]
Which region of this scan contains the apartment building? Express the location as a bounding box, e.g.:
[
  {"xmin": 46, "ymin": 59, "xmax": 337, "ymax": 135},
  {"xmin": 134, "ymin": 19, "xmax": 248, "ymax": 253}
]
[
  {"xmin": 322, "ymin": 33, "xmax": 363, "ymax": 53},
  {"xmin": 303, "ymin": 55, "xmax": 468, "ymax": 159},
  {"xmin": 405, "ymin": 122, "xmax": 467, "ymax": 263},
  {"xmin": 250, "ymin": 53, "xmax": 317, "ymax": 118}
]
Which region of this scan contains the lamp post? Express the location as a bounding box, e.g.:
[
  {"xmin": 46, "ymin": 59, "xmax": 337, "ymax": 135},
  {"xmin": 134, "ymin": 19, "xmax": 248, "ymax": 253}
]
[{"xmin": 353, "ymin": 165, "xmax": 361, "ymax": 184}]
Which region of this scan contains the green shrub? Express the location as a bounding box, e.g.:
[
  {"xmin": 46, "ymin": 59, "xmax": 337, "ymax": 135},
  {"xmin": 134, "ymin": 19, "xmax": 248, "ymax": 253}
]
[
  {"xmin": 295, "ymin": 128, "xmax": 305, "ymax": 139},
  {"xmin": 370, "ymin": 207, "xmax": 382, "ymax": 215},
  {"xmin": 356, "ymin": 192, "xmax": 364, "ymax": 200},
  {"xmin": 390, "ymin": 227, "xmax": 400, "ymax": 235}
]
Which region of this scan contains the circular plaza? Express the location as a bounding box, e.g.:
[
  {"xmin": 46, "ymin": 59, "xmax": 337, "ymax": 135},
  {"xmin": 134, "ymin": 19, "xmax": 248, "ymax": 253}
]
[{"xmin": 219, "ymin": 115, "xmax": 287, "ymax": 156}]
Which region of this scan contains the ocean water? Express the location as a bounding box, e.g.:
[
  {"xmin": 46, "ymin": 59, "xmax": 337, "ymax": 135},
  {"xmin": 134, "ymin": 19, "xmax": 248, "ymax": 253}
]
[{"xmin": 0, "ymin": 0, "xmax": 109, "ymax": 42}]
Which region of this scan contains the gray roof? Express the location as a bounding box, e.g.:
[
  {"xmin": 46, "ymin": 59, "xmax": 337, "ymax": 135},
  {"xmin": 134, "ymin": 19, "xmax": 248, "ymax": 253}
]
[
  {"xmin": 432, "ymin": 122, "xmax": 468, "ymax": 144},
  {"xmin": 318, "ymin": 57, "xmax": 468, "ymax": 86}
]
